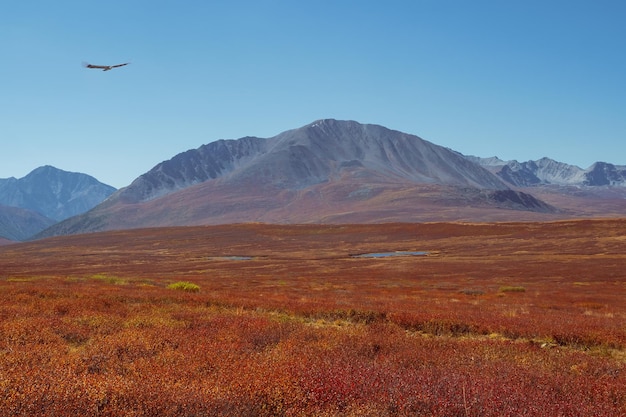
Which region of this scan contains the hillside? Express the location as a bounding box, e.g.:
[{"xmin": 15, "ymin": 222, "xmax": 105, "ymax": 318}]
[{"xmin": 0, "ymin": 204, "xmax": 56, "ymax": 241}]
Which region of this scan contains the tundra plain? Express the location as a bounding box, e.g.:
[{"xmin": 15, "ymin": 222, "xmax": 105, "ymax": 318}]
[{"xmin": 0, "ymin": 220, "xmax": 625, "ymax": 415}]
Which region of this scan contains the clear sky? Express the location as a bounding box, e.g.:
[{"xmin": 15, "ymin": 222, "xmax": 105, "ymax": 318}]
[{"xmin": 2, "ymin": 1, "xmax": 625, "ymax": 188}]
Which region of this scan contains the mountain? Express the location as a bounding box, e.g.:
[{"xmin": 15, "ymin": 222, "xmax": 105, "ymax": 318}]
[
  {"xmin": 38, "ymin": 120, "xmax": 556, "ymax": 238},
  {"xmin": 0, "ymin": 166, "xmax": 116, "ymax": 222},
  {"xmin": 119, "ymin": 119, "xmax": 509, "ymax": 203},
  {"xmin": 584, "ymin": 162, "xmax": 626, "ymax": 186},
  {"xmin": 0, "ymin": 166, "xmax": 116, "ymax": 240},
  {"xmin": 0, "ymin": 204, "xmax": 56, "ymax": 241},
  {"xmin": 468, "ymin": 156, "xmax": 626, "ymax": 187}
]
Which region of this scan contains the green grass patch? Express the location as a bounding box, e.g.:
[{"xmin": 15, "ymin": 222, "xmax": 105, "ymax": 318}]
[
  {"xmin": 6, "ymin": 277, "xmax": 40, "ymax": 282},
  {"xmin": 167, "ymin": 281, "xmax": 200, "ymax": 292},
  {"xmin": 499, "ymin": 285, "xmax": 526, "ymax": 293},
  {"xmin": 89, "ymin": 274, "xmax": 127, "ymax": 285}
]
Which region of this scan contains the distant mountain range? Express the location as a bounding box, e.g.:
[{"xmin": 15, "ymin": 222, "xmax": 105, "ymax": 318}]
[
  {"xmin": 0, "ymin": 166, "xmax": 116, "ymax": 241},
  {"xmin": 466, "ymin": 156, "xmax": 626, "ymax": 187},
  {"xmin": 4, "ymin": 119, "xmax": 625, "ymax": 241}
]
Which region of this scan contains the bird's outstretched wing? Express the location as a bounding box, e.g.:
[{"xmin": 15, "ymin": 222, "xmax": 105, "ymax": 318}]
[
  {"xmin": 83, "ymin": 62, "xmax": 106, "ymax": 69},
  {"xmin": 82, "ymin": 62, "xmax": 130, "ymax": 71}
]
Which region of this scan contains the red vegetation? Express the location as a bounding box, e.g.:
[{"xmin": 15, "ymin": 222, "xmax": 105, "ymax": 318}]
[{"xmin": 0, "ymin": 220, "xmax": 625, "ymax": 415}]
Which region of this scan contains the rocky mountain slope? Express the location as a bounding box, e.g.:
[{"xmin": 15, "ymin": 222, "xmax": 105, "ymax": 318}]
[
  {"xmin": 38, "ymin": 120, "xmax": 556, "ymax": 238},
  {"xmin": 117, "ymin": 136, "xmax": 268, "ymax": 203}
]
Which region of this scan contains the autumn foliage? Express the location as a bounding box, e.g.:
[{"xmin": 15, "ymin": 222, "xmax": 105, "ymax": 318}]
[{"xmin": 0, "ymin": 220, "xmax": 625, "ymax": 415}]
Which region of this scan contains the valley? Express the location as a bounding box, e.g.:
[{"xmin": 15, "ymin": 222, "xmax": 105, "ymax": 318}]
[{"xmin": 0, "ymin": 220, "xmax": 624, "ymax": 415}]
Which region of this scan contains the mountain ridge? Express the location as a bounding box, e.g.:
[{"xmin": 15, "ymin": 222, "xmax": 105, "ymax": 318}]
[
  {"xmin": 119, "ymin": 136, "xmax": 267, "ymax": 203},
  {"xmin": 467, "ymin": 156, "xmax": 626, "ymax": 187}
]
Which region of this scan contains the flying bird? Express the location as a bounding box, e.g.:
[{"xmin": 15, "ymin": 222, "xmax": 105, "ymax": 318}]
[{"xmin": 83, "ymin": 62, "xmax": 130, "ymax": 71}]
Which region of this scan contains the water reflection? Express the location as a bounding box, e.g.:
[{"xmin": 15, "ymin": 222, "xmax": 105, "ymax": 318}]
[
  {"xmin": 351, "ymin": 251, "xmax": 428, "ymax": 258},
  {"xmin": 208, "ymin": 256, "xmax": 253, "ymax": 260}
]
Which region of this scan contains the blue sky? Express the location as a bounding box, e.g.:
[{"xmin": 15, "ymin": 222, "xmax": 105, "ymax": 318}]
[{"xmin": 2, "ymin": 1, "xmax": 625, "ymax": 188}]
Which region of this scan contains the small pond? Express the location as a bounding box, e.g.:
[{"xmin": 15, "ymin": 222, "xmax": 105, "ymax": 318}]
[
  {"xmin": 351, "ymin": 251, "xmax": 429, "ymax": 258},
  {"xmin": 208, "ymin": 256, "xmax": 254, "ymax": 261}
]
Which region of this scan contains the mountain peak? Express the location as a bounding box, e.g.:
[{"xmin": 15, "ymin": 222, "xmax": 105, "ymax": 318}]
[
  {"xmin": 0, "ymin": 166, "xmax": 116, "ymax": 223},
  {"xmin": 307, "ymin": 118, "xmax": 357, "ymax": 127},
  {"xmin": 307, "ymin": 118, "xmax": 340, "ymax": 128},
  {"xmin": 584, "ymin": 161, "xmax": 626, "ymax": 186}
]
